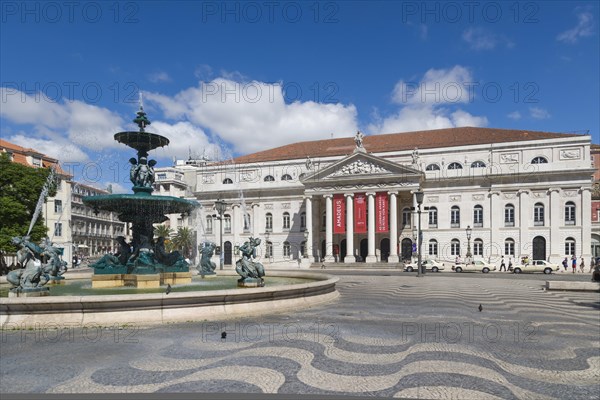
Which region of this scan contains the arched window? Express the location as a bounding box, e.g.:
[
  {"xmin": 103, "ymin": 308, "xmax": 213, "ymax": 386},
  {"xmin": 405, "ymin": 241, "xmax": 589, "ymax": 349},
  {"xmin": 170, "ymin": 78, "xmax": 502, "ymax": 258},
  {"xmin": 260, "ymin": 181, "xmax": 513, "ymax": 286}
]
[
  {"xmin": 206, "ymin": 215, "xmax": 213, "ymax": 234},
  {"xmin": 243, "ymin": 213, "xmax": 251, "ymax": 232},
  {"xmin": 473, "ymin": 205, "xmax": 483, "ymax": 227},
  {"xmin": 531, "ymin": 156, "xmax": 548, "ymax": 164},
  {"xmin": 534, "ymin": 203, "xmax": 545, "ymax": 226},
  {"xmin": 473, "ymin": 238, "xmax": 483, "ymax": 256},
  {"xmin": 504, "ymin": 238, "xmax": 515, "ymax": 256},
  {"xmin": 451, "ymin": 239, "xmax": 461, "ymax": 256},
  {"xmin": 450, "ymin": 206, "xmax": 460, "ymax": 228},
  {"xmin": 448, "ymin": 162, "xmax": 463, "ymax": 170},
  {"xmin": 504, "ymin": 204, "xmax": 515, "ymax": 227},
  {"xmin": 265, "ymin": 213, "xmax": 273, "ymax": 232},
  {"xmin": 223, "ymin": 214, "xmax": 231, "ymax": 233},
  {"xmin": 223, "ymin": 178, "xmax": 233, "ymax": 184},
  {"xmin": 428, "ymin": 239, "xmax": 438, "ymax": 256},
  {"xmin": 266, "ymin": 241, "xmax": 273, "ymax": 258},
  {"xmin": 264, "ymin": 175, "xmax": 275, "ymax": 182},
  {"xmin": 402, "ymin": 208, "xmax": 411, "ymax": 227},
  {"xmin": 281, "ymin": 174, "xmax": 293, "ymax": 181},
  {"xmin": 428, "ymin": 207, "xmax": 438, "ymax": 227},
  {"xmin": 300, "ymin": 212, "xmax": 306, "ymax": 229},
  {"xmin": 283, "ymin": 212, "xmax": 290, "ymax": 230},
  {"xmin": 426, "ymin": 163, "xmax": 440, "ymax": 171},
  {"xmin": 564, "ymin": 201, "xmax": 576, "ymax": 225},
  {"xmin": 283, "ymin": 241, "xmax": 291, "ymax": 258},
  {"xmin": 564, "ymin": 237, "xmax": 575, "ymax": 256},
  {"xmin": 471, "ymin": 161, "xmax": 486, "ymax": 168}
]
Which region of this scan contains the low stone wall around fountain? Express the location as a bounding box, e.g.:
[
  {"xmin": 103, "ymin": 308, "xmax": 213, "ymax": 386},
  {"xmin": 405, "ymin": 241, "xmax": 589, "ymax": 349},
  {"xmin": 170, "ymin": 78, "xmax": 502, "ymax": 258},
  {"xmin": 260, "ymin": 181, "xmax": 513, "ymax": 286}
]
[{"xmin": 0, "ymin": 271, "xmax": 338, "ymax": 329}]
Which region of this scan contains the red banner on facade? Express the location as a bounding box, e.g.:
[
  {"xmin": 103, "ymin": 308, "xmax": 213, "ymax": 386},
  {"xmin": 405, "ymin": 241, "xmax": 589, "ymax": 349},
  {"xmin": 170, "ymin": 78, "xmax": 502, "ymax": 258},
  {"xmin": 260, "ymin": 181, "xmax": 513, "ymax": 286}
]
[
  {"xmin": 354, "ymin": 193, "xmax": 367, "ymax": 233},
  {"xmin": 333, "ymin": 194, "xmax": 345, "ymax": 234},
  {"xmin": 376, "ymin": 192, "xmax": 388, "ymax": 232}
]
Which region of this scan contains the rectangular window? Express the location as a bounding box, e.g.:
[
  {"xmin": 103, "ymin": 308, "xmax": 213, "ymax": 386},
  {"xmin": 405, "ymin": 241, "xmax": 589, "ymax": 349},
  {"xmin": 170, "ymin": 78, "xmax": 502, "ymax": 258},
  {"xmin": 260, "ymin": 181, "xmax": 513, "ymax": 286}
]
[
  {"xmin": 534, "ymin": 206, "xmax": 544, "ymax": 226},
  {"xmin": 505, "ymin": 207, "xmax": 515, "ymax": 227},
  {"xmin": 565, "ymin": 205, "xmax": 576, "ymax": 225},
  {"xmin": 54, "ymin": 222, "xmax": 62, "ymax": 237},
  {"xmin": 505, "ymin": 241, "xmax": 515, "ymax": 256},
  {"xmin": 402, "ymin": 210, "xmax": 411, "ymax": 227},
  {"xmin": 450, "ymin": 209, "xmax": 460, "ymax": 228},
  {"xmin": 565, "ymin": 241, "xmax": 575, "ymax": 256},
  {"xmin": 428, "ymin": 242, "xmax": 438, "ymax": 256},
  {"xmin": 266, "ymin": 215, "xmax": 273, "ymax": 232},
  {"xmin": 474, "ymin": 241, "xmax": 483, "ymax": 256},
  {"xmin": 224, "ymin": 216, "xmax": 231, "ymax": 233},
  {"xmin": 473, "ymin": 208, "xmax": 483, "ymax": 227},
  {"xmin": 54, "ymin": 200, "xmax": 62, "ymax": 213},
  {"xmin": 428, "ymin": 209, "xmax": 438, "ymax": 228}
]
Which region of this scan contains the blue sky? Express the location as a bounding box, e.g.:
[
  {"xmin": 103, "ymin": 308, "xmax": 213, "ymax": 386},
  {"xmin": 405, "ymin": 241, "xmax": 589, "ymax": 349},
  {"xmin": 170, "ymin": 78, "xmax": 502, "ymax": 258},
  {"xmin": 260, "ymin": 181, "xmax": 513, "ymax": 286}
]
[{"xmin": 1, "ymin": 1, "xmax": 598, "ymax": 190}]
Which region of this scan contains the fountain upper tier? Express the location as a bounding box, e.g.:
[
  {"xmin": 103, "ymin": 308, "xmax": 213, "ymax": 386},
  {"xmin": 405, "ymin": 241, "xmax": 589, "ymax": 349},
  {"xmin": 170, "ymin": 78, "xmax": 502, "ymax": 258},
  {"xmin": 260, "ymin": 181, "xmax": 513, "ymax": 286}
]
[{"xmin": 114, "ymin": 131, "xmax": 169, "ymax": 155}]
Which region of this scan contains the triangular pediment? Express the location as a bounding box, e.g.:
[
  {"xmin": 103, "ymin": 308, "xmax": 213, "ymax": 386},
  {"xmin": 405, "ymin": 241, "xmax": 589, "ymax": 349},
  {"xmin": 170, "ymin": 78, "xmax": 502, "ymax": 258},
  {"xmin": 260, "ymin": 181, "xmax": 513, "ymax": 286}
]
[{"xmin": 301, "ymin": 151, "xmax": 423, "ymax": 184}]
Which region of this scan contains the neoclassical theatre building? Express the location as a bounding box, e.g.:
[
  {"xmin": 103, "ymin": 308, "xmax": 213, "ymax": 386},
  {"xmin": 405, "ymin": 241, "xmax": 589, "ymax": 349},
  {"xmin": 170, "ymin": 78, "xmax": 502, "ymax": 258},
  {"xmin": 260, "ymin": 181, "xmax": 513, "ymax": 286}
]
[{"xmin": 157, "ymin": 127, "xmax": 594, "ymax": 268}]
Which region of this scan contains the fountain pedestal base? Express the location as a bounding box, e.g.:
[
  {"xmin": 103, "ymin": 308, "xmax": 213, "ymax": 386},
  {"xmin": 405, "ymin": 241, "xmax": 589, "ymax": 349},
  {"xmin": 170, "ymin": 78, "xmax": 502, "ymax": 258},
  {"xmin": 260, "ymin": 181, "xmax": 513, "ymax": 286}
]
[
  {"xmin": 9, "ymin": 287, "xmax": 50, "ymax": 297},
  {"xmin": 92, "ymin": 274, "xmax": 161, "ymax": 288},
  {"xmin": 160, "ymin": 272, "xmax": 192, "ymax": 285},
  {"xmin": 238, "ymin": 278, "xmax": 265, "ymax": 288}
]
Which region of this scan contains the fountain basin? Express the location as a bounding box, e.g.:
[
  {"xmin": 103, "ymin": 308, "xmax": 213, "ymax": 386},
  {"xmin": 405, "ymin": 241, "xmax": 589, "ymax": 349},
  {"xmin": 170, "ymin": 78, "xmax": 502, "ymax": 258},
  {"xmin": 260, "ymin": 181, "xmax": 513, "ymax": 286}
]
[
  {"xmin": 82, "ymin": 193, "xmax": 198, "ymax": 222},
  {"xmin": 0, "ymin": 271, "xmax": 338, "ymax": 328}
]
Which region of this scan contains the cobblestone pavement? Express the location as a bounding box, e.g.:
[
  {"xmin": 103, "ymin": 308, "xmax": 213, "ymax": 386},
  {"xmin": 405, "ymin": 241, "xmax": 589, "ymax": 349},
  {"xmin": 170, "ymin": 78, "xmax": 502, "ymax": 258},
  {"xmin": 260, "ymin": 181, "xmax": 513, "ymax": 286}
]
[{"xmin": 1, "ymin": 273, "xmax": 599, "ymax": 399}]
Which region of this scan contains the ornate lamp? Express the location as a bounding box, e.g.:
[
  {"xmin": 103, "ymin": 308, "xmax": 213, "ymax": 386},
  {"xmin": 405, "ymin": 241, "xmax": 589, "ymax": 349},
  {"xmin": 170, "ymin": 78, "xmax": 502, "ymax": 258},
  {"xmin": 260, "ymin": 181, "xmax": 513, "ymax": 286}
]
[
  {"xmin": 415, "ymin": 189, "xmax": 424, "ymax": 277},
  {"xmin": 465, "ymin": 225, "xmax": 472, "ymax": 259}
]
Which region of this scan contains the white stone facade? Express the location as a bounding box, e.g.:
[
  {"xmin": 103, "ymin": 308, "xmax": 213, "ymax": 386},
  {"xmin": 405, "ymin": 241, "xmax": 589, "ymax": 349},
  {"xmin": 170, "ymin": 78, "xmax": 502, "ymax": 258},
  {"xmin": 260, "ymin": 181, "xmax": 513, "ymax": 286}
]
[{"xmin": 164, "ymin": 132, "xmax": 593, "ymax": 268}]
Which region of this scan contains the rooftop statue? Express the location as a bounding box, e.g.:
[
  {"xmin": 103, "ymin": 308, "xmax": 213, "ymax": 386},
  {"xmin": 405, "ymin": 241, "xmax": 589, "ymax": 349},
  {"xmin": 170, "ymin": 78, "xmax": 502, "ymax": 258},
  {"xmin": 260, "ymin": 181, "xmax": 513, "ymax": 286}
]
[{"xmin": 354, "ymin": 131, "xmax": 364, "ymax": 149}]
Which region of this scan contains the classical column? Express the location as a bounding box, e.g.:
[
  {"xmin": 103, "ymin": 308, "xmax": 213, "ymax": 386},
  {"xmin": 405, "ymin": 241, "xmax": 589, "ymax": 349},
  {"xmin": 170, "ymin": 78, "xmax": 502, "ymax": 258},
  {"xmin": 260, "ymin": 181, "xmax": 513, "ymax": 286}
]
[
  {"xmin": 388, "ymin": 191, "xmax": 399, "ymax": 263},
  {"xmin": 581, "ymin": 187, "xmax": 592, "ymax": 260},
  {"xmin": 366, "ymin": 192, "xmax": 377, "ymax": 262},
  {"xmin": 344, "ymin": 193, "xmax": 354, "ymax": 263},
  {"xmin": 548, "ymin": 188, "xmax": 561, "ymax": 261},
  {"xmin": 489, "ymin": 191, "xmax": 501, "ymax": 260},
  {"xmin": 252, "ymin": 203, "xmax": 260, "ymax": 237},
  {"xmin": 324, "ymin": 195, "xmax": 334, "ymax": 262},
  {"xmin": 304, "ymin": 196, "xmax": 313, "ymax": 262},
  {"xmin": 518, "ymin": 190, "xmax": 530, "ymax": 258}
]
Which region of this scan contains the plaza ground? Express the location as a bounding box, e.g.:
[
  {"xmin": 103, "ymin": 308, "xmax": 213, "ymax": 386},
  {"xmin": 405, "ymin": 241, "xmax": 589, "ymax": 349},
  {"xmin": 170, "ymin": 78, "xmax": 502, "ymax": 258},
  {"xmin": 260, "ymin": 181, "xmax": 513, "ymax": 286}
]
[{"xmin": 1, "ymin": 271, "xmax": 599, "ymax": 399}]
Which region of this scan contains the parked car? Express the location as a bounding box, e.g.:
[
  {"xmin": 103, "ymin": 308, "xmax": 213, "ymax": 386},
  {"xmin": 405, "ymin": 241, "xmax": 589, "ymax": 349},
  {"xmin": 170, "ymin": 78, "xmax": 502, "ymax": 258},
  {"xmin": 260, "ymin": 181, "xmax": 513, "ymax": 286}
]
[
  {"xmin": 404, "ymin": 259, "xmax": 446, "ymax": 273},
  {"xmin": 452, "ymin": 260, "xmax": 496, "ymax": 273},
  {"xmin": 512, "ymin": 260, "xmax": 559, "ymax": 274}
]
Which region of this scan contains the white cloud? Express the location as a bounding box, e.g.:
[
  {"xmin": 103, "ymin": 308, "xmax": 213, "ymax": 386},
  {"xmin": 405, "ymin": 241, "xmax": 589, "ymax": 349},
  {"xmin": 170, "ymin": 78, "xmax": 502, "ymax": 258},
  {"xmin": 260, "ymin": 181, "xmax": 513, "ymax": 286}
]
[
  {"xmin": 392, "ymin": 65, "xmax": 475, "ymax": 105},
  {"xmin": 557, "ymin": 9, "xmax": 595, "ymax": 43},
  {"xmin": 147, "ymin": 71, "xmax": 172, "ymax": 83},
  {"xmin": 147, "ymin": 78, "xmax": 358, "ymax": 154},
  {"xmin": 530, "ymin": 107, "xmax": 551, "ymax": 120},
  {"xmin": 507, "ymin": 111, "xmax": 522, "ymax": 120},
  {"xmin": 0, "ymin": 87, "xmax": 127, "ymax": 162},
  {"xmin": 462, "ymin": 27, "xmax": 514, "ymax": 51},
  {"xmin": 369, "ymin": 66, "xmax": 488, "ymax": 134},
  {"xmin": 149, "ymin": 121, "xmax": 221, "ymax": 160},
  {"xmin": 7, "ymin": 134, "xmax": 90, "ymax": 163}
]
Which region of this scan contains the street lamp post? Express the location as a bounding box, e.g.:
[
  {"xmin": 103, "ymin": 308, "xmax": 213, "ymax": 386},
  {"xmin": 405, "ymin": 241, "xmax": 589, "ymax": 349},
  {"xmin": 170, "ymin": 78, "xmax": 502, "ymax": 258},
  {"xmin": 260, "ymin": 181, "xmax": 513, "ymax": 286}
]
[
  {"xmin": 214, "ymin": 199, "xmax": 227, "ymax": 270},
  {"xmin": 465, "ymin": 225, "xmax": 472, "ymax": 262},
  {"xmin": 415, "ymin": 189, "xmax": 425, "ymax": 277}
]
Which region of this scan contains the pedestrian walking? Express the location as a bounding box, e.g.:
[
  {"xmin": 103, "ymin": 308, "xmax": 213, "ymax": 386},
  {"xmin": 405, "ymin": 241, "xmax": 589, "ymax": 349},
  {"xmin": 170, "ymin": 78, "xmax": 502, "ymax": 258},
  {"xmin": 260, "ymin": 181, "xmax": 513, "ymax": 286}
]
[
  {"xmin": 508, "ymin": 258, "xmax": 513, "ymax": 272},
  {"xmin": 499, "ymin": 256, "xmax": 506, "ymax": 272},
  {"xmin": 571, "ymin": 255, "xmax": 577, "ymax": 273},
  {"xmin": 579, "ymin": 258, "xmax": 585, "ymax": 273},
  {"xmin": 591, "ymin": 257, "xmax": 596, "ymax": 273},
  {"xmin": 562, "ymin": 257, "xmax": 568, "ymax": 272}
]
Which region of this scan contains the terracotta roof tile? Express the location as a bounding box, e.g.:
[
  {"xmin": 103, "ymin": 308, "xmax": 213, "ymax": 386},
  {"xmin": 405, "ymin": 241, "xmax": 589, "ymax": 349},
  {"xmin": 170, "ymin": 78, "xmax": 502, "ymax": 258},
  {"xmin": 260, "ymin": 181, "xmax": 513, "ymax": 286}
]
[
  {"xmin": 0, "ymin": 139, "xmax": 72, "ymax": 177},
  {"xmin": 233, "ymin": 127, "xmax": 584, "ymax": 164}
]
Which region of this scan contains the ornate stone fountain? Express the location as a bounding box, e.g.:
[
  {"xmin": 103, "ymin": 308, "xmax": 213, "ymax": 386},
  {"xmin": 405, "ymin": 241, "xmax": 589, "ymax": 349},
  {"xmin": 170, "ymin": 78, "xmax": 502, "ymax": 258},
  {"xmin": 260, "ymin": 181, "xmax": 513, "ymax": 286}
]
[{"xmin": 83, "ymin": 104, "xmax": 199, "ymax": 288}]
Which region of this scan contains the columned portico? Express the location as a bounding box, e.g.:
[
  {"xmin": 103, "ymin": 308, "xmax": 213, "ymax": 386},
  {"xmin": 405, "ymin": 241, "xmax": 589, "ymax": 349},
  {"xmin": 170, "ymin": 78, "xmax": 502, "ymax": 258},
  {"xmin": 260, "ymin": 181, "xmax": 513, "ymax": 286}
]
[
  {"xmin": 388, "ymin": 191, "xmax": 399, "ymax": 263},
  {"xmin": 344, "ymin": 193, "xmax": 355, "ymax": 263},
  {"xmin": 366, "ymin": 192, "xmax": 377, "ymax": 262}
]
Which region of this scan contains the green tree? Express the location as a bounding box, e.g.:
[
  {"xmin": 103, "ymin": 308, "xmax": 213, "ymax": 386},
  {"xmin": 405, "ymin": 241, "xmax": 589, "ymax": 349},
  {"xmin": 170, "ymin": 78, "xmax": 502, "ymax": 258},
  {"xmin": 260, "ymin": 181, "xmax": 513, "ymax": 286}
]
[
  {"xmin": 153, "ymin": 224, "xmax": 173, "ymax": 240},
  {"xmin": 0, "ymin": 153, "xmax": 57, "ymax": 251},
  {"xmin": 172, "ymin": 226, "xmax": 194, "ymax": 259}
]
